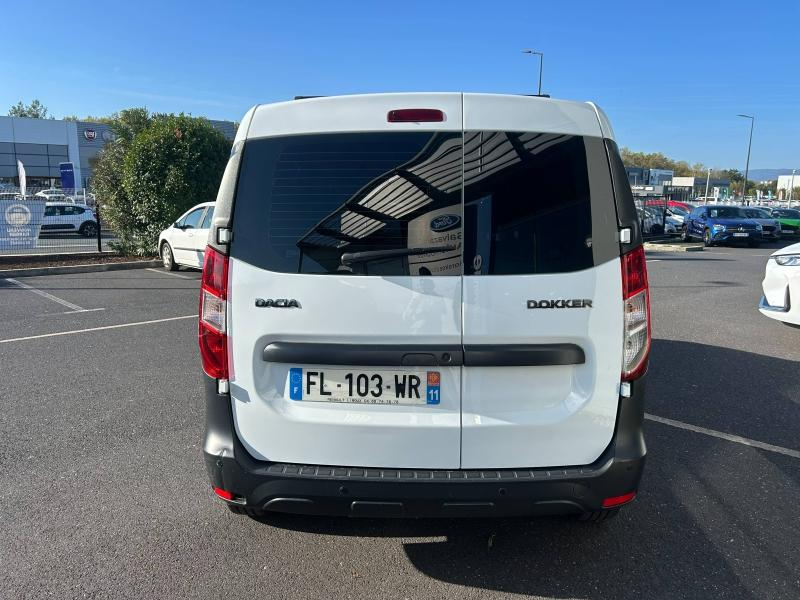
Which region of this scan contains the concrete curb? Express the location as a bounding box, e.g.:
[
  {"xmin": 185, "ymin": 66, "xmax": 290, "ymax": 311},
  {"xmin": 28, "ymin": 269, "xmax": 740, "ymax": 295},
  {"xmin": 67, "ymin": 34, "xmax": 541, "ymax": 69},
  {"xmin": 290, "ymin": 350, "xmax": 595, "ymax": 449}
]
[
  {"xmin": 0, "ymin": 260, "xmax": 162, "ymax": 279},
  {"xmin": 644, "ymin": 242, "xmax": 704, "ymax": 253}
]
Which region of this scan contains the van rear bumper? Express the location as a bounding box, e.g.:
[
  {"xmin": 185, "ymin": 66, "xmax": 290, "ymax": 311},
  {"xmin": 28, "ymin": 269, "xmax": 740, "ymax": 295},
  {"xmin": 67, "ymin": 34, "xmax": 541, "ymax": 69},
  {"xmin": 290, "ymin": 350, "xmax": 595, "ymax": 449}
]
[{"xmin": 202, "ymin": 374, "xmax": 647, "ymax": 518}]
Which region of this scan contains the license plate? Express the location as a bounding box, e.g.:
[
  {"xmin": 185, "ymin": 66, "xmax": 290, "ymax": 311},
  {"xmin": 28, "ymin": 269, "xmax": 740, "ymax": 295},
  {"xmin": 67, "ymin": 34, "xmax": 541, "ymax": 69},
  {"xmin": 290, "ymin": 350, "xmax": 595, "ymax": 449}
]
[
  {"xmin": 733, "ymin": 232, "xmax": 749, "ymax": 237},
  {"xmin": 287, "ymin": 368, "xmax": 441, "ymax": 405}
]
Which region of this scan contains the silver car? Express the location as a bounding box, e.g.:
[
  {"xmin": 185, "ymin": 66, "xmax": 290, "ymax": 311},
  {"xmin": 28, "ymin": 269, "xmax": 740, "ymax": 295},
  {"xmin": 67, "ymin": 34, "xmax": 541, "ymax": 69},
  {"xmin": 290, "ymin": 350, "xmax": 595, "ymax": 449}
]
[{"xmin": 742, "ymin": 207, "xmax": 782, "ymax": 240}]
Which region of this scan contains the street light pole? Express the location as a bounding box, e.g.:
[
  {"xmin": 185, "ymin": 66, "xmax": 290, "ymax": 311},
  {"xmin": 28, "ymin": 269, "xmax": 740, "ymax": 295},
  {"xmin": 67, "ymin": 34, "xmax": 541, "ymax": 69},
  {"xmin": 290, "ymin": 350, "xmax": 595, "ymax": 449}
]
[
  {"xmin": 737, "ymin": 114, "xmax": 754, "ymax": 205},
  {"xmin": 704, "ymin": 167, "xmax": 711, "ymax": 203},
  {"xmin": 522, "ymin": 49, "xmax": 544, "ymax": 95},
  {"xmin": 790, "ymin": 168, "xmax": 796, "ymax": 208}
]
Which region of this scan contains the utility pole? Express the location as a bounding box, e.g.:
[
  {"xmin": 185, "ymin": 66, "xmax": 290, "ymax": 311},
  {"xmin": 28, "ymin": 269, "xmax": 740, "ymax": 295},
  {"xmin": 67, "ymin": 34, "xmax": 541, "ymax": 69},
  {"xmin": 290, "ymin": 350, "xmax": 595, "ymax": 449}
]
[
  {"xmin": 790, "ymin": 169, "xmax": 796, "ymax": 208},
  {"xmin": 737, "ymin": 114, "xmax": 754, "ymax": 205},
  {"xmin": 704, "ymin": 168, "xmax": 711, "ymax": 203},
  {"xmin": 522, "ymin": 49, "xmax": 544, "ymax": 95}
]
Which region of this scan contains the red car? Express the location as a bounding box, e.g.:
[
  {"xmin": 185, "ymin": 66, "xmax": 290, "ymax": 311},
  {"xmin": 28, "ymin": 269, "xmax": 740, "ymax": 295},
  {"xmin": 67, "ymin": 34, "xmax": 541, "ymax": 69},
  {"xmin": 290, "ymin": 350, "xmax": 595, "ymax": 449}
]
[{"xmin": 644, "ymin": 199, "xmax": 695, "ymax": 212}]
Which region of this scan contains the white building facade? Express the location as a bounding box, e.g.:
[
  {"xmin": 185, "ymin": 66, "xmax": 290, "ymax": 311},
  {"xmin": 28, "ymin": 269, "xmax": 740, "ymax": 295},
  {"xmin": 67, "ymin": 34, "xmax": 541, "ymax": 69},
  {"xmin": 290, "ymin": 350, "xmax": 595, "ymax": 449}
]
[{"xmin": 0, "ymin": 116, "xmax": 82, "ymax": 189}]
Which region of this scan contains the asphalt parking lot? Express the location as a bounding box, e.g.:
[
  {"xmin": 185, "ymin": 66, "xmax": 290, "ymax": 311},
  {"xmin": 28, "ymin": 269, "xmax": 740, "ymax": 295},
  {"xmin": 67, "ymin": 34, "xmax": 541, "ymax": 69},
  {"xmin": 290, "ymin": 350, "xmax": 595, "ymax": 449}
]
[{"xmin": 1, "ymin": 245, "xmax": 799, "ymax": 600}]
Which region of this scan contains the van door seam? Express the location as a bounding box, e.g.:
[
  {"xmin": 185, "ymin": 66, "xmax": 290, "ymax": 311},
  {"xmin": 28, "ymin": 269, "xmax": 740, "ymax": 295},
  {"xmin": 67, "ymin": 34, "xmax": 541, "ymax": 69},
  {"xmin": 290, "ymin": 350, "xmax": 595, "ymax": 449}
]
[{"xmin": 459, "ymin": 91, "xmax": 465, "ymax": 470}]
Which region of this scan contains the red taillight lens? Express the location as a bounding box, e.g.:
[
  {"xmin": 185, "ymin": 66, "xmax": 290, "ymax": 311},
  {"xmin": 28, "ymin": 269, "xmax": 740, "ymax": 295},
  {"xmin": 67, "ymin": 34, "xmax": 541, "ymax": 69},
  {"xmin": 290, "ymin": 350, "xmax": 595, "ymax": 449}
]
[
  {"xmin": 387, "ymin": 108, "xmax": 445, "ymax": 123},
  {"xmin": 621, "ymin": 245, "xmax": 651, "ymax": 381},
  {"xmin": 213, "ymin": 486, "xmax": 234, "ymax": 501},
  {"xmin": 602, "ymin": 491, "xmax": 637, "ymax": 508},
  {"xmin": 199, "ymin": 246, "xmax": 229, "ymax": 379}
]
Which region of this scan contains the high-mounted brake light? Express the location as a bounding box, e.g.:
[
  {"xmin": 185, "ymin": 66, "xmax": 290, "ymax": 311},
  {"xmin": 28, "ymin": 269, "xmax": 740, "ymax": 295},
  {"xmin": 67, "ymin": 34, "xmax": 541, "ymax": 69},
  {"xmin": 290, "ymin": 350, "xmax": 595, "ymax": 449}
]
[
  {"xmin": 621, "ymin": 245, "xmax": 650, "ymax": 381},
  {"xmin": 199, "ymin": 246, "xmax": 229, "ymax": 379},
  {"xmin": 387, "ymin": 108, "xmax": 445, "ymax": 123}
]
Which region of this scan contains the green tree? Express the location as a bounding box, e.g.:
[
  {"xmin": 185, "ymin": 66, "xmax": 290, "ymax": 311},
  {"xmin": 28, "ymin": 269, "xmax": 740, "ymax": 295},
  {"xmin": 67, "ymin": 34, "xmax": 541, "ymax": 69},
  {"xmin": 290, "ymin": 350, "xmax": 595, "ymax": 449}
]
[
  {"xmin": 95, "ymin": 112, "xmax": 230, "ymax": 255},
  {"xmin": 8, "ymin": 99, "xmax": 50, "ymax": 118}
]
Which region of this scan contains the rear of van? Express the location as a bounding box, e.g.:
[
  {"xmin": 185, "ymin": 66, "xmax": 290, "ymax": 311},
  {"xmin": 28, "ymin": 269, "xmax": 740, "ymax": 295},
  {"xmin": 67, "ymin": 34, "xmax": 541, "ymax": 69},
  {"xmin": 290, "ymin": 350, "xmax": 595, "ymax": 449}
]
[{"xmin": 200, "ymin": 93, "xmax": 648, "ymax": 519}]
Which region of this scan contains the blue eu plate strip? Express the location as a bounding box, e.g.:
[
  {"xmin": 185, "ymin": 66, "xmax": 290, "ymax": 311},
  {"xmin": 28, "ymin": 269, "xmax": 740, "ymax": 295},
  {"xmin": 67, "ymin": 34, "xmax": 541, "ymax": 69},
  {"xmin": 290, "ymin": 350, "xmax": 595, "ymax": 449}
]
[{"xmin": 289, "ymin": 367, "xmax": 303, "ymax": 400}]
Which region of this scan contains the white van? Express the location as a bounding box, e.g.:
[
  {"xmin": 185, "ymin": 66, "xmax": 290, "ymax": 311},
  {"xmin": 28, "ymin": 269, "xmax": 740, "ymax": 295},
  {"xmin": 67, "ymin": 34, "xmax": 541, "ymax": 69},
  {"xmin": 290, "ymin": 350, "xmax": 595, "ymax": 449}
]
[{"xmin": 199, "ymin": 93, "xmax": 650, "ymax": 521}]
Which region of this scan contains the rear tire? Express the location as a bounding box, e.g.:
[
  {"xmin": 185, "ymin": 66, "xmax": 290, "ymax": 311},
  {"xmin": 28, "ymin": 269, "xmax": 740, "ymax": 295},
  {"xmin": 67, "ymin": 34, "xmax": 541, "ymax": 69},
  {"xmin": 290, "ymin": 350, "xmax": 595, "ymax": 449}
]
[
  {"xmin": 161, "ymin": 242, "xmax": 178, "ymax": 271},
  {"xmin": 703, "ymin": 228, "xmax": 714, "ymax": 247},
  {"xmin": 578, "ymin": 508, "xmax": 620, "ymax": 522},
  {"xmin": 79, "ymin": 221, "xmax": 98, "ymax": 238},
  {"xmin": 680, "ymin": 226, "xmax": 691, "ymax": 242}
]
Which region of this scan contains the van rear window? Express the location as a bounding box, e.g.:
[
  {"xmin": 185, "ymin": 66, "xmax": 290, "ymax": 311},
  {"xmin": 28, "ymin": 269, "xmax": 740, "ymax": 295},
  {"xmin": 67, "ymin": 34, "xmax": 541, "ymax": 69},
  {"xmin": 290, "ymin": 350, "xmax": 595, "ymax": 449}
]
[
  {"xmin": 231, "ymin": 132, "xmax": 463, "ymax": 276},
  {"xmin": 231, "ymin": 131, "xmax": 618, "ymax": 275},
  {"xmin": 463, "ymin": 131, "xmax": 617, "ymax": 275}
]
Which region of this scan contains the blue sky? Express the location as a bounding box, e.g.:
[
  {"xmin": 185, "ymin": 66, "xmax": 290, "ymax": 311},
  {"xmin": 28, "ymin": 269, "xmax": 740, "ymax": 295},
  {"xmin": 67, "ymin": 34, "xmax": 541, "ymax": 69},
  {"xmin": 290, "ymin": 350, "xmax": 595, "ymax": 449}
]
[{"xmin": 2, "ymin": 0, "xmax": 798, "ymax": 169}]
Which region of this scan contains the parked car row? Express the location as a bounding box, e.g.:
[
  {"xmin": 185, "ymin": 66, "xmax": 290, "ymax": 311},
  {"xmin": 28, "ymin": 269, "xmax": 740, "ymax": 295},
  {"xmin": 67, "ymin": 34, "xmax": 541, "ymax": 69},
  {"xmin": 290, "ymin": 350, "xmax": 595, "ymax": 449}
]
[{"xmin": 638, "ymin": 203, "xmax": 799, "ymax": 247}]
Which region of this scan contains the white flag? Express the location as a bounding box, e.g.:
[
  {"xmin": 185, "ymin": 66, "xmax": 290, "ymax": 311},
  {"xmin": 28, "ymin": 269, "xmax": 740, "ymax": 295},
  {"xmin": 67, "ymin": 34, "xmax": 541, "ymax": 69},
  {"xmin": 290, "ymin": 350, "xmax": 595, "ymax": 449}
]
[{"xmin": 17, "ymin": 160, "xmax": 26, "ymax": 196}]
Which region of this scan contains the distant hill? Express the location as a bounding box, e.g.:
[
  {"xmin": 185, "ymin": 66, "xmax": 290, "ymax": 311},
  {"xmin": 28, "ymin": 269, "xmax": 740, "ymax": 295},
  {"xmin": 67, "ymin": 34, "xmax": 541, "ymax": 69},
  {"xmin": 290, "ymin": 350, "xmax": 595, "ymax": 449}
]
[{"xmin": 747, "ymin": 169, "xmax": 795, "ymax": 181}]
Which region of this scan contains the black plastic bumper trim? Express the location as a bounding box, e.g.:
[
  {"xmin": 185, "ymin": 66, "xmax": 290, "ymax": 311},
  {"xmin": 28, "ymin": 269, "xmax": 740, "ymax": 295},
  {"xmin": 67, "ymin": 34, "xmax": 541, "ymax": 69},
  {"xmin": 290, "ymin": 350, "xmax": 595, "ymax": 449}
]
[
  {"xmin": 202, "ymin": 372, "xmax": 646, "ymax": 517},
  {"xmin": 463, "ymin": 343, "xmax": 584, "ymax": 366},
  {"xmin": 262, "ymin": 342, "xmax": 584, "ymax": 367}
]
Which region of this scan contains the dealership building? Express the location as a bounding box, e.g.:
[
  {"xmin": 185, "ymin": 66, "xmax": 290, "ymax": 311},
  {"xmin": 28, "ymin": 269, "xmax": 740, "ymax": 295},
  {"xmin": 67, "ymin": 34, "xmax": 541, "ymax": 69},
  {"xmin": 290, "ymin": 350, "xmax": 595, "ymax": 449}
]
[{"xmin": 0, "ymin": 115, "xmax": 236, "ymax": 191}]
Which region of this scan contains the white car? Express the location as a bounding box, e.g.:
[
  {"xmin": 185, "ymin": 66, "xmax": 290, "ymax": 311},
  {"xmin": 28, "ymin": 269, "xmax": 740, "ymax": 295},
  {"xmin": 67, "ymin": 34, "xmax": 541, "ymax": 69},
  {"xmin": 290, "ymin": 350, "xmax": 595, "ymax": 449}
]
[
  {"xmin": 198, "ymin": 93, "xmax": 649, "ymax": 522},
  {"xmin": 666, "ymin": 207, "xmax": 686, "ymax": 224},
  {"xmin": 158, "ymin": 202, "xmax": 214, "ymax": 270},
  {"xmin": 41, "ymin": 202, "xmax": 98, "ymax": 237},
  {"xmin": 759, "ymin": 241, "xmax": 800, "ymax": 327},
  {"xmin": 35, "ymin": 188, "xmax": 65, "ymax": 200}
]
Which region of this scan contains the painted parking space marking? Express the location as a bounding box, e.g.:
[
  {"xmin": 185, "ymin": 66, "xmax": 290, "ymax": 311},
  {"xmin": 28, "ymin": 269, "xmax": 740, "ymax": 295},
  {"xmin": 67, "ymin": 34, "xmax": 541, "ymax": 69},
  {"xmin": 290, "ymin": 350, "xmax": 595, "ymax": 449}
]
[
  {"xmin": 0, "ymin": 314, "xmax": 196, "ymax": 344},
  {"xmin": 145, "ymin": 268, "xmax": 196, "ymax": 280},
  {"xmin": 645, "ymin": 413, "xmax": 800, "ymax": 459},
  {"xmin": 5, "ymin": 277, "xmax": 88, "ymax": 312}
]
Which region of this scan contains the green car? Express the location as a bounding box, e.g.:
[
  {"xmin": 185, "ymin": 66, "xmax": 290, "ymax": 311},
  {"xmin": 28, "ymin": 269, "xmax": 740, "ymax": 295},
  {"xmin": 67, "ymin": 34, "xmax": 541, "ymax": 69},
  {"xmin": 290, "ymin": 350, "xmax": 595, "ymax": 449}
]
[{"xmin": 770, "ymin": 208, "xmax": 800, "ymax": 237}]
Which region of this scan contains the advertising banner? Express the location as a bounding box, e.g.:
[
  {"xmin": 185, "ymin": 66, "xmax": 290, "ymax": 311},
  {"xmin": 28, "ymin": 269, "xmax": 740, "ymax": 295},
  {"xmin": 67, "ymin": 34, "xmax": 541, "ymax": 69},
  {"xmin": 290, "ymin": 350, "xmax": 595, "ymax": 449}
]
[
  {"xmin": 0, "ymin": 198, "xmax": 46, "ymax": 251},
  {"xmin": 59, "ymin": 162, "xmax": 76, "ymax": 191},
  {"xmin": 17, "ymin": 160, "xmax": 26, "ymax": 196},
  {"xmin": 406, "ymin": 204, "xmax": 463, "ymax": 275}
]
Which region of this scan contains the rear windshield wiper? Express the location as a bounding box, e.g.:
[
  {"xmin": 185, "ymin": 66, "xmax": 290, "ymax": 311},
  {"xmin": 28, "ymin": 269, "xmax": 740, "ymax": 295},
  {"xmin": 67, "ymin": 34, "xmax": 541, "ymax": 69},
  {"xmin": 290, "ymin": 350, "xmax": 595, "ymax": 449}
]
[{"xmin": 340, "ymin": 245, "xmax": 457, "ymax": 266}]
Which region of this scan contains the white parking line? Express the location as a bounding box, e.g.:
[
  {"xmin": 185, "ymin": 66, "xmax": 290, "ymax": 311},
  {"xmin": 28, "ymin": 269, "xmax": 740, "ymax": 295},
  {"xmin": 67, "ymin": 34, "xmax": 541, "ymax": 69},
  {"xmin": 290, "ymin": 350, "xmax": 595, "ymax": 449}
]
[
  {"xmin": 645, "ymin": 413, "xmax": 800, "ymax": 459},
  {"xmin": 5, "ymin": 277, "xmax": 87, "ymax": 312},
  {"xmin": 145, "ymin": 268, "xmax": 195, "ymax": 280},
  {"xmin": 0, "ymin": 315, "xmax": 196, "ymax": 344}
]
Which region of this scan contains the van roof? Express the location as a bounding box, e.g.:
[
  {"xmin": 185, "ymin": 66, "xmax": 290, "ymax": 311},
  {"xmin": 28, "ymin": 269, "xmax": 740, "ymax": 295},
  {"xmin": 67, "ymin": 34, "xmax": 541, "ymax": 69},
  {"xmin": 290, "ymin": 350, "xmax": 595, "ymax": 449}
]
[{"xmin": 238, "ymin": 93, "xmax": 615, "ymax": 143}]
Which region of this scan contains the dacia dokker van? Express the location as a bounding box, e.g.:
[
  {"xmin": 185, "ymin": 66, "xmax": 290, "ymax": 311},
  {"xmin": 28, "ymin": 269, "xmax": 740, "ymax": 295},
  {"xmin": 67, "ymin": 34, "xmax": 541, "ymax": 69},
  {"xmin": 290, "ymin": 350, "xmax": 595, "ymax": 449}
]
[{"xmin": 199, "ymin": 93, "xmax": 649, "ymax": 521}]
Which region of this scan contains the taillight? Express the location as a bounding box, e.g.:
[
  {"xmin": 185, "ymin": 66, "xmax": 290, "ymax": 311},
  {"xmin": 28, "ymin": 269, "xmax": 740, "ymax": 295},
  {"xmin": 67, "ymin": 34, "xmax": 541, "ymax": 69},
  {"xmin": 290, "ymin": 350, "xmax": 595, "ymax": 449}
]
[
  {"xmin": 213, "ymin": 486, "xmax": 234, "ymax": 501},
  {"xmin": 387, "ymin": 108, "xmax": 445, "ymax": 123},
  {"xmin": 621, "ymin": 245, "xmax": 650, "ymax": 381},
  {"xmin": 602, "ymin": 491, "xmax": 637, "ymax": 508},
  {"xmin": 199, "ymin": 246, "xmax": 229, "ymax": 379}
]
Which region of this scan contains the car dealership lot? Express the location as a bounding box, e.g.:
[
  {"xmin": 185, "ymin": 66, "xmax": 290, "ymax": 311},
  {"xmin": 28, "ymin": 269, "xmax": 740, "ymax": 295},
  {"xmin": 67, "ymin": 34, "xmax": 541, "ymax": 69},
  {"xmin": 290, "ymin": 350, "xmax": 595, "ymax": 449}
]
[{"xmin": 1, "ymin": 250, "xmax": 798, "ymax": 600}]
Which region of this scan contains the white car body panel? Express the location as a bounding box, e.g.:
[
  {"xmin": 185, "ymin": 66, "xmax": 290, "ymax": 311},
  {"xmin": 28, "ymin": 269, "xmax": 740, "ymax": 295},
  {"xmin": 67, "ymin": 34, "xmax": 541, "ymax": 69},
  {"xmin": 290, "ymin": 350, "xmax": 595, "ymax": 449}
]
[
  {"xmin": 464, "ymin": 93, "xmax": 605, "ymax": 138},
  {"xmin": 228, "ymin": 93, "xmax": 625, "ymax": 470},
  {"xmin": 760, "ymin": 242, "xmax": 800, "ymax": 326},
  {"xmin": 461, "ymin": 258, "xmax": 623, "ymax": 468},
  {"xmin": 228, "ymin": 260, "xmax": 463, "ymax": 469},
  {"xmin": 248, "ymin": 93, "xmax": 463, "ymax": 138}
]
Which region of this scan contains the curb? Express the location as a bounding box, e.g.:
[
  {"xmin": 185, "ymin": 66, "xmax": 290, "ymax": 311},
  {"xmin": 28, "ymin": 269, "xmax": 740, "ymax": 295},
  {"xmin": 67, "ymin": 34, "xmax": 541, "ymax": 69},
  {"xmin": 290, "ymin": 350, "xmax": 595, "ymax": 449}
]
[
  {"xmin": 0, "ymin": 260, "xmax": 162, "ymax": 279},
  {"xmin": 644, "ymin": 242, "xmax": 704, "ymax": 253}
]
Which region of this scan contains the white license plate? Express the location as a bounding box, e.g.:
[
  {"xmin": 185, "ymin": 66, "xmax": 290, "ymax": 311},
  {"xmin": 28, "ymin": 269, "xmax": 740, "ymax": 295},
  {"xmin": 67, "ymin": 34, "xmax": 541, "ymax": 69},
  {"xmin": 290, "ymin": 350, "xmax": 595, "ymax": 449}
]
[
  {"xmin": 287, "ymin": 368, "xmax": 441, "ymax": 405},
  {"xmin": 733, "ymin": 232, "xmax": 749, "ymax": 237}
]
